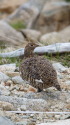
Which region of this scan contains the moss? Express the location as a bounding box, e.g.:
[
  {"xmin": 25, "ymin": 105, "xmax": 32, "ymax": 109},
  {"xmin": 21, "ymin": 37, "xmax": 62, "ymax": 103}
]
[{"xmin": 10, "ymin": 21, "xmax": 26, "ymax": 30}]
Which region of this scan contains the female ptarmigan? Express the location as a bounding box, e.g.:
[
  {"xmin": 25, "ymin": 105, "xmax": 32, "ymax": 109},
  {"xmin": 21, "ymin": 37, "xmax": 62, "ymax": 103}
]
[{"xmin": 19, "ymin": 42, "xmax": 61, "ymax": 92}]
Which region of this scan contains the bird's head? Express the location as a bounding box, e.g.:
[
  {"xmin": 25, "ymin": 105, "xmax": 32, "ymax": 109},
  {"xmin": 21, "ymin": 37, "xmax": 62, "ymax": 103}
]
[{"xmin": 24, "ymin": 42, "xmax": 39, "ymax": 57}]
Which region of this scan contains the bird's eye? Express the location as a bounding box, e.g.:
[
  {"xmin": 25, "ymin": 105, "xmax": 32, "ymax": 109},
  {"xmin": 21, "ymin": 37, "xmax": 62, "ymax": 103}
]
[{"xmin": 30, "ymin": 44, "xmax": 33, "ymax": 46}]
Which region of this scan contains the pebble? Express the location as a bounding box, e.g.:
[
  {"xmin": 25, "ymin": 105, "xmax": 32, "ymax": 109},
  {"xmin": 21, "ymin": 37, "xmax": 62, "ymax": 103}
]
[
  {"xmin": 0, "ymin": 101, "xmax": 15, "ymax": 111},
  {"xmin": 12, "ymin": 76, "xmax": 25, "ymax": 84},
  {"xmin": 0, "ymin": 72, "xmax": 10, "ymax": 83}
]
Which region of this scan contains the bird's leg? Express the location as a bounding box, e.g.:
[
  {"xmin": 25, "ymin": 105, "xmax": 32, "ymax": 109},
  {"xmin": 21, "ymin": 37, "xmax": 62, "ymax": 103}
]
[{"xmin": 55, "ymin": 84, "xmax": 62, "ymax": 91}]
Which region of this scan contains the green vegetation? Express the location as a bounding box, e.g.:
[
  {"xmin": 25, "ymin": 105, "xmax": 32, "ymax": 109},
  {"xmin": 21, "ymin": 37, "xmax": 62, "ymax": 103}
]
[
  {"xmin": 0, "ymin": 57, "xmax": 21, "ymax": 67},
  {"xmin": 0, "ymin": 53, "xmax": 70, "ymax": 67},
  {"xmin": 10, "ymin": 21, "xmax": 26, "ymax": 30},
  {"xmin": 65, "ymin": 0, "xmax": 70, "ymax": 2},
  {"xmin": 45, "ymin": 53, "xmax": 70, "ymax": 67}
]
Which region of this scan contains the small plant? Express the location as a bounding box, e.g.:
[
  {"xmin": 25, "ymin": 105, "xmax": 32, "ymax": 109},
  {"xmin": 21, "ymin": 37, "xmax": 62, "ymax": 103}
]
[
  {"xmin": 10, "ymin": 21, "xmax": 26, "ymax": 30},
  {"xmin": 0, "ymin": 57, "xmax": 21, "ymax": 67},
  {"xmin": 45, "ymin": 53, "xmax": 70, "ymax": 67}
]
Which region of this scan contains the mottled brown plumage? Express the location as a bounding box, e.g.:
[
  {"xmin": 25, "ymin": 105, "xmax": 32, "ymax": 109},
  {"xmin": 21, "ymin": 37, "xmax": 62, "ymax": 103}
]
[{"xmin": 19, "ymin": 42, "xmax": 61, "ymax": 92}]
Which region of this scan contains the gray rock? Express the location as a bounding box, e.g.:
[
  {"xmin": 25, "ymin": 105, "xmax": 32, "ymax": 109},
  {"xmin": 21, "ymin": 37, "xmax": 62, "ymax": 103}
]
[
  {"xmin": 4, "ymin": 0, "xmax": 48, "ymax": 29},
  {"xmin": 0, "ymin": 21, "xmax": 24, "ymax": 46},
  {"xmin": 0, "ymin": 48, "xmax": 24, "ymax": 58},
  {"xmin": 37, "ymin": 119, "xmax": 70, "ymax": 125},
  {"xmin": 0, "ymin": 95, "xmax": 48, "ymax": 111},
  {"xmin": 34, "ymin": 1, "xmax": 70, "ymax": 33},
  {"xmin": 0, "ymin": 116, "xmax": 15, "ymax": 125},
  {"xmin": 12, "ymin": 76, "xmax": 24, "ymax": 84},
  {"xmin": 0, "ymin": 72, "xmax": 10, "ymax": 83},
  {"xmin": 4, "ymin": 2, "xmax": 39, "ymax": 29},
  {"xmin": 0, "ymin": 43, "xmax": 70, "ymax": 58},
  {"xmin": 52, "ymin": 63, "xmax": 68, "ymax": 73}
]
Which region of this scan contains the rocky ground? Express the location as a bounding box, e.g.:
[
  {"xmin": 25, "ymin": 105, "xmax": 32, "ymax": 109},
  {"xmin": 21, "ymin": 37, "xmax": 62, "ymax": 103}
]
[
  {"xmin": 0, "ymin": 62, "xmax": 70, "ymax": 125},
  {"xmin": 0, "ymin": 0, "xmax": 70, "ymax": 124}
]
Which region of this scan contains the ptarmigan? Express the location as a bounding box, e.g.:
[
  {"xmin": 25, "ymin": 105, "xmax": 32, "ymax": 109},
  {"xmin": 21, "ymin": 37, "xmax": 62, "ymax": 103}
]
[{"xmin": 19, "ymin": 42, "xmax": 61, "ymax": 92}]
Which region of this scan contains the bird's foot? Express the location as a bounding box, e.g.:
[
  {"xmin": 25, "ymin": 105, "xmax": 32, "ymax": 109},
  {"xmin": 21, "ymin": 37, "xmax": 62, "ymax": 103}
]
[
  {"xmin": 37, "ymin": 87, "xmax": 43, "ymax": 92},
  {"xmin": 55, "ymin": 85, "xmax": 62, "ymax": 91}
]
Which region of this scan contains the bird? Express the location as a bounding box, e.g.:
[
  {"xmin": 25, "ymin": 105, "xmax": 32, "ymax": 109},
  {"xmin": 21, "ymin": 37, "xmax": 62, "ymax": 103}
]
[{"xmin": 19, "ymin": 42, "xmax": 61, "ymax": 92}]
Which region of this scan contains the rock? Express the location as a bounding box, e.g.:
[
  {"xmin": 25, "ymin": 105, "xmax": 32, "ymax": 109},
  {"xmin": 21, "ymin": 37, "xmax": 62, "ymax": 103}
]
[
  {"xmin": 0, "ymin": 116, "xmax": 15, "ymax": 125},
  {"xmin": 26, "ymin": 99, "xmax": 48, "ymax": 111},
  {"xmin": 37, "ymin": 119, "xmax": 70, "ymax": 125},
  {"xmin": 0, "ymin": 21, "xmax": 24, "ymax": 46},
  {"xmin": 40, "ymin": 32, "xmax": 64, "ymax": 45},
  {"xmin": 0, "ymin": 101, "xmax": 15, "ymax": 111},
  {"xmin": 20, "ymin": 29, "xmax": 41, "ymax": 42},
  {"xmin": 0, "ymin": 95, "xmax": 48, "ymax": 112},
  {"xmin": 0, "ymin": 72, "xmax": 10, "ymax": 83},
  {"xmin": 34, "ymin": 1, "xmax": 70, "ymax": 33},
  {"xmin": 0, "ymin": 43, "xmax": 70, "ymax": 58},
  {"xmin": 65, "ymin": 81, "xmax": 70, "ymax": 85},
  {"xmin": 6, "ymin": 72, "xmax": 20, "ymax": 77},
  {"xmin": 4, "ymin": 2, "xmax": 39, "ymax": 29},
  {"xmin": 4, "ymin": 0, "xmax": 48, "ymax": 29},
  {"xmin": 20, "ymin": 105, "xmax": 27, "ymax": 111},
  {"xmin": 0, "ymin": 87, "xmax": 10, "ymax": 96},
  {"xmin": 5, "ymin": 80, "xmax": 13, "ymax": 86},
  {"xmin": 0, "ymin": 64, "xmax": 16, "ymax": 73},
  {"xmin": 52, "ymin": 63, "xmax": 68, "ymax": 73},
  {"xmin": 40, "ymin": 26, "xmax": 70, "ymax": 45},
  {"xmin": 34, "ymin": 43, "xmax": 70, "ymax": 54},
  {"xmin": 61, "ymin": 80, "xmax": 70, "ymax": 90},
  {"xmin": 27, "ymin": 86, "xmax": 37, "ymax": 92},
  {"xmin": 12, "ymin": 76, "xmax": 25, "ymax": 84},
  {"xmin": 0, "ymin": 48, "xmax": 24, "ymax": 58},
  {"xmin": 0, "ymin": 0, "xmax": 27, "ymax": 14},
  {"xmin": 59, "ymin": 26, "xmax": 70, "ymax": 42}
]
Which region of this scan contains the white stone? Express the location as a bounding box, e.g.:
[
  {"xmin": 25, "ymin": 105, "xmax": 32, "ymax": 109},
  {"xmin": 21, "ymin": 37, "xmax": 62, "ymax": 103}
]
[
  {"xmin": 0, "ymin": 64, "xmax": 16, "ymax": 73},
  {"xmin": 52, "ymin": 63, "xmax": 67, "ymax": 72}
]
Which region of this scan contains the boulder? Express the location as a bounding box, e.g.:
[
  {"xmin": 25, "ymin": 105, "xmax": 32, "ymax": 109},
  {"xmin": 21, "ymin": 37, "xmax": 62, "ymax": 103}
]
[
  {"xmin": 59, "ymin": 26, "xmax": 70, "ymax": 42},
  {"xmin": 34, "ymin": 1, "xmax": 70, "ymax": 33},
  {"xmin": 40, "ymin": 32, "xmax": 63, "ymax": 45},
  {"xmin": 20, "ymin": 29, "xmax": 41, "ymax": 42},
  {"xmin": 4, "ymin": 2, "xmax": 39, "ymax": 29},
  {"xmin": 40, "ymin": 26, "xmax": 70, "ymax": 45},
  {"xmin": 0, "ymin": 0, "xmax": 27, "ymax": 13},
  {"xmin": 4, "ymin": 0, "xmax": 47, "ymax": 28},
  {"xmin": 0, "ymin": 21, "xmax": 24, "ymax": 46}
]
